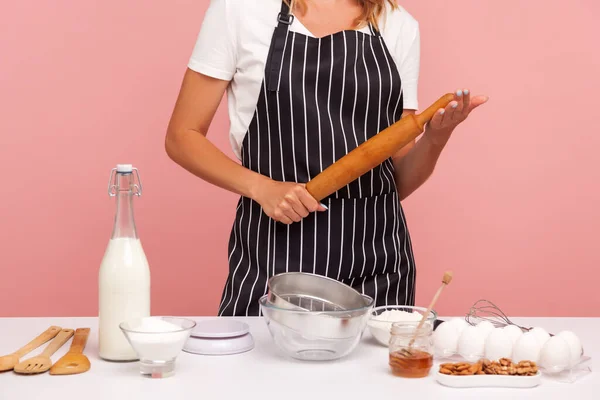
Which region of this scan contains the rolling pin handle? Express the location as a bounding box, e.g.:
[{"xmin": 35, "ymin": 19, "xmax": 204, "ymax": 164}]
[{"xmin": 415, "ymin": 93, "xmax": 455, "ymax": 126}]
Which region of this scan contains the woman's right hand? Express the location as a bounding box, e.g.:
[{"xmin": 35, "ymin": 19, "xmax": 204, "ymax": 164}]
[{"xmin": 252, "ymin": 179, "xmax": 327, "ymax": 224}]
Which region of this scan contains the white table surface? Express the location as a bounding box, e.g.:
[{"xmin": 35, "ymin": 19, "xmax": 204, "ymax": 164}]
[{"xmin": 0, "ymin": 317, "xmax": 597, "ymax": 399}]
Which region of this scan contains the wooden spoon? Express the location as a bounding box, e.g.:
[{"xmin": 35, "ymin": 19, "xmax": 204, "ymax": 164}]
[
  {"xmin": 50, "ymin": 328, "xmax": 91, "ymax": 375},
  {"xmin": 14, "ymin": 329, "xmax": 74, "ymax": 374},
  {"xmin": 0, "ymin": 326, "xmax": 61, "ymax": 372},
  {"xmin": 400, "ymin": 271, "xmax": 453, "ymax": 357}
]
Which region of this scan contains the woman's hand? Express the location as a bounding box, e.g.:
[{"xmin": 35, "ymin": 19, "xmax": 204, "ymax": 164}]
[
  {"xmin": 424, "ymin": 89, "xmax": 489, "ymax": 147},
  {"xmin": 251, "ymin": 179, "xmax": 327, "ymax": 224}
]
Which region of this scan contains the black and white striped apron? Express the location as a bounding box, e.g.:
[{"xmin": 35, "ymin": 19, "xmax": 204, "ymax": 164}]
[{"xmin": 218, "ymin": 1, "xmax": 416, "ymax": 316}]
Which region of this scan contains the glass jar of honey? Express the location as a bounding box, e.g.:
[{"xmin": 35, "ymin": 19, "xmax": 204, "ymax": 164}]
[{"xmin": 389, "ymin": 320, "xmax": 434, "ymax": 378}]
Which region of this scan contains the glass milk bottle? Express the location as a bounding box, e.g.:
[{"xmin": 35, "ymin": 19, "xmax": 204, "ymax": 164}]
[{"xmin": 99, "ymin": 164, "xmax": 151, "ymax": 361}]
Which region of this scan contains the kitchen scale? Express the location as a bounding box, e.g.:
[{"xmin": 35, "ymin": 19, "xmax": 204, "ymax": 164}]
[{"xmin": 183, "ymin": 319, "xmax": 254, "ymax": 356}]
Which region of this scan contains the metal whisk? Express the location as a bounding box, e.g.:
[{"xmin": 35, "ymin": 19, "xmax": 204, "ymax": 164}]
[{"xmin": 465, "ymin": 299, "xmax": 532, "ymax": 332}]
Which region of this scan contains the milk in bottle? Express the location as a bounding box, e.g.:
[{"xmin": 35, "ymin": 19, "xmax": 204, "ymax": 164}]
[{"xmin": 99, "ymin": 164, "xmax": 151, "ymax": 361}]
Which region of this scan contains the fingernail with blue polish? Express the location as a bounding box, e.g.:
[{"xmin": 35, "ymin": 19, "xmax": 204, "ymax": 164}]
[
  {"xmin": 452, "ymin": 102, "xmax": 458, "ymax": 108},
  {"xmin": 320, "ymin": 203, "xmax": 329, "ymax": 210},
  {"xmin": 464, "ymin": 89, "xmax": 469, "ymax": 95},
  {"xmin": 456, "ymin": 90, "xmax": 462, "ymax": 96},
  {"xmin": 439, "ymin": 109, "xmax": 445, "ymax": 115}
]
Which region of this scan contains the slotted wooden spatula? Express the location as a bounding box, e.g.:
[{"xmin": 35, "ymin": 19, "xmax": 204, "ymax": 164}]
[
  {"xmin": 50, "ymin": 328, "xmax": 91, "ymax": 375},
  {"xmin": 0, "ymin": 326, "xmax": 61, "ymax": 372},
  {"xmin": 14, "ymin": 328, "xmax": 74, "ymax": 374}
]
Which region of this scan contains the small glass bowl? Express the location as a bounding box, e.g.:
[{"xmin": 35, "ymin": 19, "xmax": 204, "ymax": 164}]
[
  {"xmin": 120, "ymin": 316, "xmax": 196, "ymax": 378},
  {"xmin": 367, "ymin": 305, "xmax": 437, "ymax": 346}
]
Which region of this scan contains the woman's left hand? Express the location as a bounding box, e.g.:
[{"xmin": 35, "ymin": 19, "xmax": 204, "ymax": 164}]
[{"xmin": 424, "ymin": 89, "xmax": 489, "ymax": 147}]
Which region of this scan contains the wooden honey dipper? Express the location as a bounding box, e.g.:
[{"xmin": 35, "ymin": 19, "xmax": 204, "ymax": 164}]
[
  {"xmin": 401, "ymin": 271, "xmax": 453, "ymax": 357},
  {"xmin": 305, "ymin": 93, "xmax": 455, "ymax": 201}
]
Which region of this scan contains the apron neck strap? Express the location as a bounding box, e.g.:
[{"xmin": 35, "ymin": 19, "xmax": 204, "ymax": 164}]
[
  {"xmin": 266, "ymin": 1, "xmax": 294, "ymax": 92},
  {"xmin": 277, "ymin": 1, "xmax": 295, "ymax": 29}
]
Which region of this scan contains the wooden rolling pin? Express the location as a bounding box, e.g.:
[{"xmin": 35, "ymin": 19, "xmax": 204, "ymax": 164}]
[{"xmin": 306, "ymin": 93, "xmax": 455, "ymax": 201}]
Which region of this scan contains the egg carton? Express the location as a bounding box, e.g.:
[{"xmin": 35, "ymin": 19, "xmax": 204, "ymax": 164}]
[
  {"xmin": 434, "ymin": 317, "xmax": 593, "ymax": 383},
  {"xmin": 539, "ymin": 355, "xmax": 592, "ymax": 383}
]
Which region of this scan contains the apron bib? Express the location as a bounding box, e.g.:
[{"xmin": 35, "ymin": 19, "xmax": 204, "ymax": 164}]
[{"xmin": 218, "ymin": 1, "xmax": 416, "ymax": 316}]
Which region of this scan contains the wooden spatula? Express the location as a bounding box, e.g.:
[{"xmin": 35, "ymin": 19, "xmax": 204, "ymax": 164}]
[
  {"xmin": 50, "ymin": 328, "xmax": 91, "ymax": 375},
  {"xmin": 0, "ymin": 326, "xmax": 61, "ymax": 372},
  {"xmin": 14, "ymin": 328, "xmax": 74, "ymax": 374}
]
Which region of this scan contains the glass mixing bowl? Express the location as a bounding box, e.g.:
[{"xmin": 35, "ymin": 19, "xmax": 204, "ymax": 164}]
[{"xmin": 259, "ymin": 294, "xmax": 374, "ymax": 361}]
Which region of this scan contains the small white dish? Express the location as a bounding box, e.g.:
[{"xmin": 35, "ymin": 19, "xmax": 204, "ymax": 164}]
[
  {"xmin": 435, "ymin": 371, "xmax": 542, "ymax": 388},
  {"xmin": 367, "ymin": 305, "xmax": 436, "ymax": 347},
  {"xmin": 183, "ymin": 319, "xmax": 254, "ymax": 356}
]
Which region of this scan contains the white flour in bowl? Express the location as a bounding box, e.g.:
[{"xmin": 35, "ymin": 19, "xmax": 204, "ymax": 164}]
[
  {"xmin": 368, "ymin": 310, "xmax": 426, "ymax": 346},
  {"xmin": 125, "ymin": 318, "xmax": 191, "ymax": 360},
  {"xmin": 369, "ymin": 310, "xmax": 422, "ymax": 329},
  {"xmin": 374, "ymin": 310, "xmax": 423, "ymax": 322}
]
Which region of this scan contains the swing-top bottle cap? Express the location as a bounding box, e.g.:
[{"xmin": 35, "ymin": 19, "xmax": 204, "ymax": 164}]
[
  {"xmin": 116, "ymin": 164, "xmax": 133, "ymax": 173},
  {"xmin": 109, "ymin": 164, "xmax": 142, "ymax": 196}
]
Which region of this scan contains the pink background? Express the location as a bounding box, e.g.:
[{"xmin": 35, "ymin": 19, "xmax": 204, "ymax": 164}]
[{"xmin": 1, "ymin": 0, "xmax": 598, "ymax": 318}]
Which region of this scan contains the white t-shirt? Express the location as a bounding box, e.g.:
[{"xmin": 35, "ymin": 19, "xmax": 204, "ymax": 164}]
[{"xmin": 188, "ymin": 0, "xmax": 420, "ymax": 160}]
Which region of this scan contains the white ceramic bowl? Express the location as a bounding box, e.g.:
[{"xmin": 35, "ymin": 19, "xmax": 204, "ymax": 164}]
[{"xmin": 367, "ymin": 305, "xmax": 437, "ymax": 346}]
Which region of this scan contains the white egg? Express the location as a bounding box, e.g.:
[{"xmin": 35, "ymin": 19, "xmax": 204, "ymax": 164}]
[
  {"xmin": 447, "ymin": 318, "xmax": 469, "ymax": 336},
  {"xmin": 539, "ymin": 336, "xmax": 571, "ymax": 373},
  {"xmin": 557, "ymin": 330, "xmax": 583, "ymax": 367},
  {"xmin": 475, "ymin": 320, "xmax": 495, "ymax": 338},
  {"xmin": 530, "ymin": 327, "xmax": 550, "ymax": 346},
  {"xmin": 513, "ymin": 332, "xmax": 542, "ymax": 363},
  {"xmin": 485, "ymin": 328, "xmax": 513, "ymax": 361},
  {"xmin": 458, "ymin": 326, "xmax": 485, "ymax": 362},
  {"xmin": 503, "ymin": 324, "xmax": 524, "ymax": 345},
  {"xmin": 433, "ymin": 322, "xmax": 459, "ymax": 356}
]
